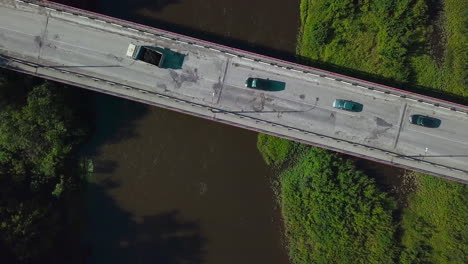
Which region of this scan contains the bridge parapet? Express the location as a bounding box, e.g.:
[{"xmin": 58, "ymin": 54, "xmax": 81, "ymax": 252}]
[{"xmin": 1, "ymin": 0, "xmax": 467, "ymax": 183}]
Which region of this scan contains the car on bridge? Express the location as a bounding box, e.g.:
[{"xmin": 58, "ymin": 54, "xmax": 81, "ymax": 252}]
[
  {"xmin": 332, "ymin": 99, "xmax": 363, "ymax": 112},
  {"xmin": 409, "ymin": 115, "xmax": 441, "ymax": 128},
  {"xmin": 245, "ymin": 78, "xmax": 286, "ymax": 91}
]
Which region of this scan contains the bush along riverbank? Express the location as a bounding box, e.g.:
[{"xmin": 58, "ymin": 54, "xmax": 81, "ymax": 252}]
[
  {"xmin": 256, "ymin": 0, "xmax": 467, "ymax": 263},
  {"xmin": 0, "ymin": 69, "xmax": 92, "ymax": 263},
  {"xmin": 258, "ymin": 134, "xmax": 467, "ymax": 264}
]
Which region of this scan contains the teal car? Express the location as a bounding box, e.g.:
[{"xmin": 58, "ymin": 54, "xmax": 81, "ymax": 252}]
[
  {"xmin": 409, "ymin": 115, "xmax": 441, "ymax": 128},
  {"xmin": 245, "ymin": 78, "xmax": 286, "ymax": 91},
  {"xmin": 332, "ymin": 99, "xmax": 363, "ymax": 112}
]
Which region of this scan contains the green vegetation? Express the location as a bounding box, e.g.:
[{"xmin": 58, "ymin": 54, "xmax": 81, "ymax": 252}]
[
  {"xmin": 410, "ymin": 0, "xmax": 468, "ymax": 97},
  {"xmin": 257, "ymin": 134, "xmax": 307, "ymax": 166},
  {"xmin": 256, "ymin": 1, "xmax": 468, "ymax": 263},
  {"xmin": 0, "ymin": 70, "xmax": 89, "ymax": 263},
  {"xmin": 281, "ymin": 147, "xmax": 398, "ymax": 264},
  {"xmin": 400, "ymin": 173, "xmax": 468, "ymax": 264},
  {"xmin": 298, "ymin": 0, "xmax": 468, "ymax": 97},
  {"xmin": 298, "ymin": 0, "xmax": 431, "ymax": 81}
]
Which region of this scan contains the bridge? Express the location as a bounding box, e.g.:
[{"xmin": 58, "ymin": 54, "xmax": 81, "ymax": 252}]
[{"xmin": 1, "ymin": 0, "xmax": 467, "ymax": 183}]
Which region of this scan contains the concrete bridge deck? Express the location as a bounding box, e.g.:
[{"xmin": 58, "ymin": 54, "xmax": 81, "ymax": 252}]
[{"xmin": 1, "ymin": 0, "xmax": 467, "ymax": 183}]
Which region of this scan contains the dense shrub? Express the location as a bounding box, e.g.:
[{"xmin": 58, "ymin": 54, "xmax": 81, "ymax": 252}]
[
  {"xmin": 0, "ymin": 72, "xmax": 88, "ymax": 262},
  {"xmin": 280, "ymin": 147, "xmax": 398, "ymax": 264},
  {"xmin": 400, "ymin": 174, "xmax": 468, "ymax": 264}
]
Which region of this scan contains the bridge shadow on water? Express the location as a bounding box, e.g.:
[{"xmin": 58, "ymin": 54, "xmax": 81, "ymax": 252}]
[
  {"xmin": 79, "ymin": 91, "xmax": 150, "ymax": 158},
  {"xmin": 85, "ymin": 182, "xmax": 205, "ymax": 264}
]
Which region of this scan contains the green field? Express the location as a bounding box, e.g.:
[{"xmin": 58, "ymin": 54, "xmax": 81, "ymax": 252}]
[
  {"xmin": 400, "ymin": 173, "xmax": 468, "ymax": 264},
  {"xmin": 297, "ymin": 0, "xmax": 467, "ymax": 97}
]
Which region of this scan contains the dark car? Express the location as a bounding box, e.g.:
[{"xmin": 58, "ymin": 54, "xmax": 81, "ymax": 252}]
[
  {"xmin": 409, "ymin": 115, "xmax": 441, "ymax": 128},
  {"xmin": 245, "ymin": 78, "xmax": 286, "ymax": 91},
  {"xmin": 332, "ymin": 99, "xmax": 363, "ymax": 112}
]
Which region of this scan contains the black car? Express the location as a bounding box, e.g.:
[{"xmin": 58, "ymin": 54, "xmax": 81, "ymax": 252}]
[{"xmin": 409, "ymin": 115, "xmax": 441, "ymax": 128}]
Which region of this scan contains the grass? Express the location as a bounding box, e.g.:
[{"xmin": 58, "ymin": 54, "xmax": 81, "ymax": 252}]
[
  {"xmin": 256, "ymin": 134, "xmax": 308, "ymax": 167},
  {"xmin": 399, "ymin": 173, "xmax": 468, "ymax": 264},
  {"xmin": 297, "ymin": 0, "xmax": 468, "ymax": 97}
]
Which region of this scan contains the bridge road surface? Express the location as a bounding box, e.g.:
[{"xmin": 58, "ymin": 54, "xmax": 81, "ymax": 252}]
[{"xmin": 0, "ymin": 0, "xmax": 467, "ymax": 183}]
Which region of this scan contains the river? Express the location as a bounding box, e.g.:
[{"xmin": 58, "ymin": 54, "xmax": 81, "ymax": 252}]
[{"xmin": 60, "ymin": 0, "xmax": 301, "ymax": 263}]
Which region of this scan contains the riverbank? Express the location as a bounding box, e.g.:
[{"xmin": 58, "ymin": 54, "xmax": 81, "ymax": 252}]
[
  {"xmin": 0, "ymin": 69, "xmax": 92, "ymax": 263},
  {"xmin": 258, "ymin": 0, "xmax": 467, "ymax": 263}
]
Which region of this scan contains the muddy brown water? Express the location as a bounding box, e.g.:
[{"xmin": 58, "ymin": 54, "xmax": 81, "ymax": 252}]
[{"xmin": 59, "ymin": 0, "xmax": 300, "ymax": 263}]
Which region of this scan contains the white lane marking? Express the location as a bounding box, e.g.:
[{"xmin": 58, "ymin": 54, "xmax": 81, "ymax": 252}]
[
  {"xmin": 324, "ymin": 77, "xmax": 335, "ymax": 80},
  {"xmin": 406, "ymin": 98, "xmax": 417, "ymax": 102},
  {"xmin": 406, "ymin": 126, "xmax": 468, "ymax": 146},
  {"xmin": 209, "ymin": 48, "xmax": 221, "ymax": 52},
  {"xmin": 111, "ymin": 23, "xmax": 123, "ymax": 27},
  {"xmin": 374, "ymin": 90, "xmax": 385, "ymax": 93},
  {"xmin": 192, "ymin": 44, "xmax": 203, "ymax": 48},
  {"xmin": 259, "ymin": 62, "xmax": 269, "ymax": 65},
  {"xmin": 341, "ymin": 81, "xmax": 352, "ymax": 85},
  {"xmin": 291, "ymin": 69, "xmax": 301, "ymax": 73},
  {"xmin": 62, "ymin": 11, "xmax": 73, "ymax": 16},
  {"xmin": 144, "ymin": 32, "xmax": 154, "ymax": 36},
  {"xmin": 389, "ymin": 94, "xmax": 400, "ymax": 97},
  {"xmin": 28, "ymin": 3, "xmax": 39, "ymax": 7},
  {"xmin": 357, "ymin": 85, "xmax": 366, "ymax": 88},
  {"xmin": 45, "ymin": 7, "xmax": 56, "ymax": 11},
  {"xmin": 159, "ymin": 36, "xmax": 171, "ymax": 40},
  {"xmin": 128, "ymin": 28, "xmax": 139, "ymax": 32},
  {"xmin": 15, "ymin": 0, "xmax": 25, "ymax": 3},
  {"xmin": 95, "ymin": 19, "xmax": 107, "ymax": 23},
  {"xmin": 176, "ymin": 40, "xmax": 188, "ymax": 44},
  {"xmin": 308, "ymin": 73, "xmax": 319, "ymax": 77},
  {"xmin": 225, "ymin": 52, "xmax": 236, "ymax": 56},
  {"xmin": 439, "ymin": 106, "xmax": 451, "ymax": 110},
  {"xmin": 243, "ymin": 58, "xmax": 254, "ymax": 62}
]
